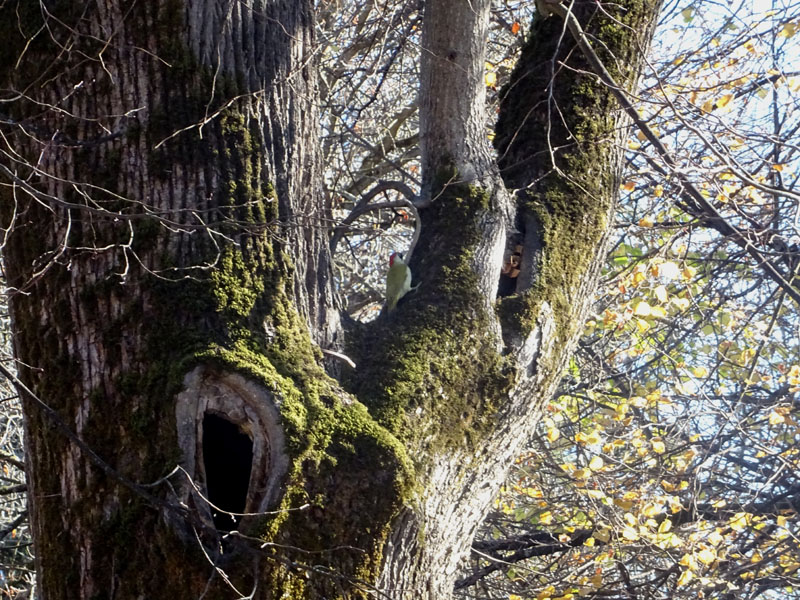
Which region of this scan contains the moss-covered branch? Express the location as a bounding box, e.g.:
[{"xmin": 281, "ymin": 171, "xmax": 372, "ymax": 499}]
[{"xmin": 495, "ymin": 0, "xmax": 663, "ymax": 349}]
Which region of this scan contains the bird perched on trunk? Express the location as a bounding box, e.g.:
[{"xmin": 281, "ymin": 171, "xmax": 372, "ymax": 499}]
[{"xmin": 385, "ymin": 252, "xmax": 412, "ymax": 311}]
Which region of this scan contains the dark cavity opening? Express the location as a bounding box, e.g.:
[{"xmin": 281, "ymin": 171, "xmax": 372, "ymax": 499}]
[{"xmin": 202, "ymin": 413, "xmax": 253, "ymax": 531}]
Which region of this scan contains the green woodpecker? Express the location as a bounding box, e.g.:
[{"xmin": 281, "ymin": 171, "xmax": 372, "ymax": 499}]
[{"xmin": 385, "ymin": 252, "xmax": 412, "ymax": 311}]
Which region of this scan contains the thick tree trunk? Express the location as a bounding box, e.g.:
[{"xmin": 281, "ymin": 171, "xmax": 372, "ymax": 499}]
[
  {"xmin": 1, "ymin": 1, "xmax": 349, "ymax": 597},
  {"xmin": 0, "ymin": 0, "xmax": 661, "ymax": 598}
]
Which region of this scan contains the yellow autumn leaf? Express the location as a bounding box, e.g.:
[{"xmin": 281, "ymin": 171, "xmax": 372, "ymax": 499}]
[
  {"xmin": 680, "ymin": 553, "xmax": 698, "ymax": 571},
  {"xmin": 674, "ymin": 568, "xmax": 694, "ymax": 588},
  {"xmin": 485, "ymin": 71, "xmax": 497, "ymax": 87},
  {"xmin": 594, "ymin": 528, "xmax": 611, "ymax": 542},
  {"xmin": 722, "ymin": 183, "xmax": 738, "ymax": 196},
  {"xmin": 638, "ymin": 216, "xmax": 654, "ymax": 227},
  {"xmin": 779, "ymin": 22, "xmax": 797, "ymax": 38},
  {"xmin": 716, "ymin": 94, "xmax": 733, "ymax": 109},
  {"xmin": 622, "ymin": 526, "xmax": 639, "ymax": 541},
  {"xmin": 589, "ymin": 456, "xmax": 604, "ymax": 471},
  {"xmin": 769, "ymin": 410, "xmax": 787, "ymax": 425},
  {"xmin": 779, "ymin": 554, "xmax": 800, "ymax": 572},
  {"xmin": 708, "ymin": 529, "xmax": 723, "ymax": 545},
  {"xmin": 652, "ymin": 439, "xmax": 666, "ymax": 454},
  {"xmin": 642, "ymin": 502, "xmax": 661, "ymax": 517},
  {"xmin": 537, "ymin": 586, "xmax": 556, "ymax": 600},
  {"xmin": 658, "ymin": 518, "xmax": 672, "ymax": 533},
  {"xmin": 654, "ymin": 285, "xmax": 668, "ymax": 303},
  {"xmin": 634, "ymin": 301, "xmax": 652, "ymax": 317},
  {"xmin": 547, "ymin": 427, "xmax": 561, "ymax": 442},
  {"xmin": 650, "ymin": 305, "xmax": 666, "ymax": 318},
  {"xmin": 586, "ymin": 429, "xmax": 603, "ymax": 445},
  {"xmin": 614, "ymin": 498, "xmax": 634, "ymax": 510},
  {"xmin": 622, "ymin": 181, "xmax": 636, "ymax": 191},
  {"xmin": 646, "ymin": 391, "xmax": 661, "ymax": 403},
  {"xmin": 539, "ymin": 511, "xmax": 553, "ymax": 524},
  {"xmin": 697, "ymin": 548, "xmax": 717, "ymax": 565},
  {"xmin": 573, "ymin": 468, "xmax": 591, "ymax": 480},
  {"xmin": 772, "ymin": 163, "xmax": 785, "ymax": 172},
  {"xmin": 654, "ymin": 184, "xmax": 664, "ymax": 197},
  {"xmin": 672, "ymin": 297, "xmax": 690, "ymax": 310},
  {"xmin": 692, "ymin": 366, "xmax": 708, "ymax": 378},
  {"xmin": 729, "ymin": 512, "xmax": 750, "ymax": 532}
]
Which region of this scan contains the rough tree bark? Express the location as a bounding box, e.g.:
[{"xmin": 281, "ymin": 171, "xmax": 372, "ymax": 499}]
[{"xmin": 0, "ymin": 0, "xmax": 661, "ymax": 598}]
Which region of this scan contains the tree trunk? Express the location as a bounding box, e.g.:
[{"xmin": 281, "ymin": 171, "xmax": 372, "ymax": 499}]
[{"xmin": 0, "ymin": 0, "xmax": 661, "ymax": 598}]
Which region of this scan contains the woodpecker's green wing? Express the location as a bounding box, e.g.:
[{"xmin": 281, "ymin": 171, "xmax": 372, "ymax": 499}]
[{"xmin": 386, "ymin": 259, "xmax": 412, "ymax": 311}]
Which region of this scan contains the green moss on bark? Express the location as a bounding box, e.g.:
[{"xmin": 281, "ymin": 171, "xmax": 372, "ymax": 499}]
[
  {"xmin": 351, "ymin": 174, "xmax": 514, "ymax": 460},
  {"xmin": 494, "ymin": 0, "xmax": 661, "ymax": 347}
]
